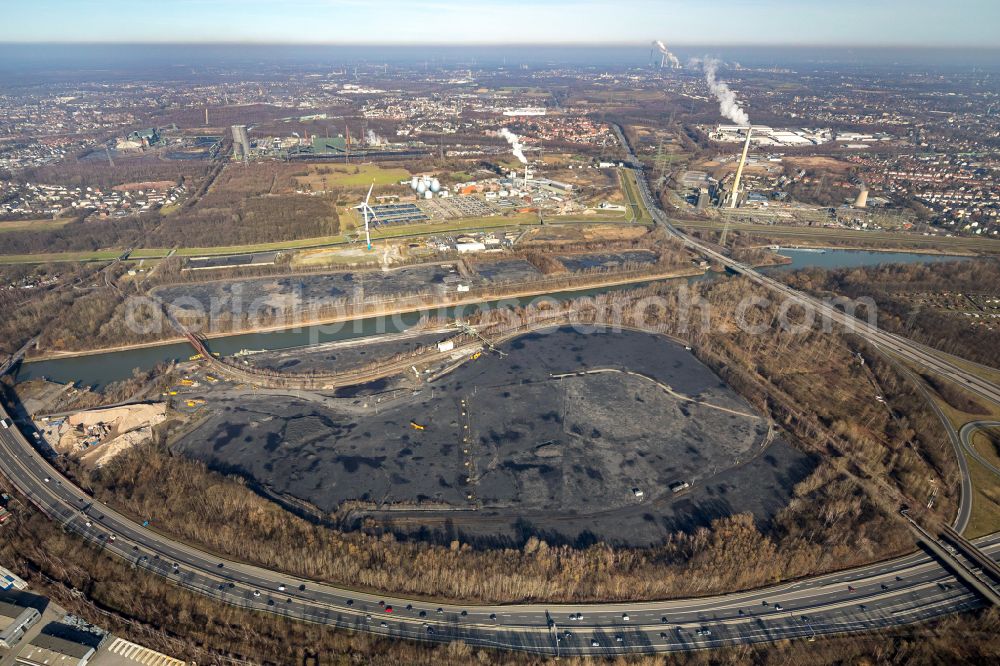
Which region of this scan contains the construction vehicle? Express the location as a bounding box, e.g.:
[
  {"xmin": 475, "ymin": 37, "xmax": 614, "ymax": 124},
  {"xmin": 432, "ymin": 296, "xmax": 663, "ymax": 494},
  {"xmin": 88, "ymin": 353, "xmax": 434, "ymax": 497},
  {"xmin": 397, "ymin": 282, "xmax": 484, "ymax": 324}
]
[
  {"xmin": 410, "ymin": 421, "xmax": 426, "ymax": 431},
  {"xmin": 470, "ymin": 351, "xmax": 482, "ymax": 361},
  {"xmin": 188, "ymin": 354, "xmax": 203, "ymax": 361}
]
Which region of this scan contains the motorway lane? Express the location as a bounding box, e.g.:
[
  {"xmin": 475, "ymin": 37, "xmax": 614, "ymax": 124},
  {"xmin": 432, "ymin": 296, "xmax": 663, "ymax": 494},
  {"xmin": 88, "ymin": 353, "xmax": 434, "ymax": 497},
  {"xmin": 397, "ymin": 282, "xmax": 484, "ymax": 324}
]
[
  {"xmin": 959, "ymin": 421, "xmax": 1000, "ymax": 477},
  {"xmin": 1, "ymin": 412, "xmax": 999, "ymax": 655}
]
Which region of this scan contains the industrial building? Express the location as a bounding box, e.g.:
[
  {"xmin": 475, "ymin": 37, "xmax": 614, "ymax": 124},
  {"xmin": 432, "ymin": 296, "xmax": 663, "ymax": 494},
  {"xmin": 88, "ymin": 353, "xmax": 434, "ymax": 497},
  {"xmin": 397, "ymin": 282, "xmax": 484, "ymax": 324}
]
[
  {"xmin": 710, "ymin": 124, "xmax": 831, "ymax": 147},
  {"xmin": 16, "ymin": 631, "xmax": 98, "ymax": 666},
  {"xmin": 0, "ymin": 600, "xmax": 40, "ymax": 649}
]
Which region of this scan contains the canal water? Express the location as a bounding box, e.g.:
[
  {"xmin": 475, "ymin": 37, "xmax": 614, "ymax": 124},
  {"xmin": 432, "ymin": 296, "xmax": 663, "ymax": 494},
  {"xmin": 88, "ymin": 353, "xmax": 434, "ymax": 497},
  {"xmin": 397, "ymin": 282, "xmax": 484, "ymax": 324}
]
[{"xmin": 15, "ymin": 249, "xmax": 969, "ymax": 388}]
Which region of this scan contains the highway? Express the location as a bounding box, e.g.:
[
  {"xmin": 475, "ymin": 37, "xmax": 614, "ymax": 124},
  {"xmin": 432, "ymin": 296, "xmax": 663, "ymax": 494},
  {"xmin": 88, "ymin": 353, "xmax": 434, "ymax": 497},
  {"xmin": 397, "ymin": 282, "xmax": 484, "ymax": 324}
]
[
  {"xmin": 1, "ymin": 384, "xmax": 999, "ymax": 656},
  {"xmin": 0, "ymin": 133, "xmax": 997, "ymax": 654}
]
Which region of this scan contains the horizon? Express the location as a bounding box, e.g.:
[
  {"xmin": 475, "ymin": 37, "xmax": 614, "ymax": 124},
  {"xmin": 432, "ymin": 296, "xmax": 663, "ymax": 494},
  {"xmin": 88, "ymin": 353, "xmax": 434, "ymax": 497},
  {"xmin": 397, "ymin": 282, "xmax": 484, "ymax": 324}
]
[
  {"xmin": 4, "ymin": 41, "xmax": 1000, "ymax": 49},
  {"xmin": 3, "ymin": 0, "xmax": 998, "ymax": 48}
]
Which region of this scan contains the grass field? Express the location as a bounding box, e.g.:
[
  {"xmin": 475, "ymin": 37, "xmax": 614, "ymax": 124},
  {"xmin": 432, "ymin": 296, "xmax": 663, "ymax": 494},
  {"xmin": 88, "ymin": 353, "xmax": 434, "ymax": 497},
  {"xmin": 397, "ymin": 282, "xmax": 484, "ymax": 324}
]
[
  {"xmin": 620, "ymin": 169, "xmax": 652, "ymax": 223},
  {"xmin": 964, "ymin": 453, "xmax": 1000, "ymax": 538},
  {"xmin": 971, "ymin": 428, "xmax": 1000, "ymax": 472},
  {"xmin": 0, "ymin": 218, "xmax": 73, "ymax": 233},
  {"xmin": 293, "ymin": 164, "xmax": 410, "ymax": 190},
  {"xmin": 677, "ymin": 219, "xmax": 1000, "ymax": 255},
  {"xmin": 0, "ymin": 213, "xmax": 584, "ymax": 264}
]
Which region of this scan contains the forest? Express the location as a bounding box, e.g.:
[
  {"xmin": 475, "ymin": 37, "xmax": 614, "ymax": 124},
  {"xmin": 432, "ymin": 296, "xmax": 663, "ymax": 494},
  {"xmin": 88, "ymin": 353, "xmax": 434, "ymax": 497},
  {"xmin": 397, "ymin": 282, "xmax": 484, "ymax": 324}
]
[
  {"xmin": 781, "ymin": 258, "xmax": 1000, "ymax": 369},
  {"xmin": 1, "ymin": 472, "xmax": 996, "ymax": 664}
]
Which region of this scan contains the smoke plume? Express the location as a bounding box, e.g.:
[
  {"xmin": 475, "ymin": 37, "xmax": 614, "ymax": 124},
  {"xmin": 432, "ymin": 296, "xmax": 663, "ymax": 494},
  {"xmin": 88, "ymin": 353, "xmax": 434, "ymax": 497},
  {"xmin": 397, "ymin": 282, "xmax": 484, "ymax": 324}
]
[
  {"xmin": 498, "ymin": 128, "xmax": 527, "ymax": 164},
  {"xmin": 652, "ymin": 40, "xmax": 681, "ymax": 69},
  {"xmin": 694, "ymin": 57, "xmax": 749, "ymax": 126}
]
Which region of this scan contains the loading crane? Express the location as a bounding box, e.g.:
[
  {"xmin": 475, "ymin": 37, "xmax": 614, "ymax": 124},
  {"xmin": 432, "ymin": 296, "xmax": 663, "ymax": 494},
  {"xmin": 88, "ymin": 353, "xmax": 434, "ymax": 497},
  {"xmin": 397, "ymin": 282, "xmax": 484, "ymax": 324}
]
[{"xmin": 453, "ymin": 321, "xmax": 507, "ymax": 358}]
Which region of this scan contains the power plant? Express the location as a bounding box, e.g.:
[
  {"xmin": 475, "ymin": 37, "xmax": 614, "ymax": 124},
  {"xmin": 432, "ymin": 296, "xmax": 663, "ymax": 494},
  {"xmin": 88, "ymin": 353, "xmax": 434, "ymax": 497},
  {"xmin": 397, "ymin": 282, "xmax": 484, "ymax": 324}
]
[
  {"xmin": 650, "ymin": 40, "xmax": 681, "ymax": 69},
  {"xmin": 230, "ymin": 125, "xmax": 251, "ymax": 160}
]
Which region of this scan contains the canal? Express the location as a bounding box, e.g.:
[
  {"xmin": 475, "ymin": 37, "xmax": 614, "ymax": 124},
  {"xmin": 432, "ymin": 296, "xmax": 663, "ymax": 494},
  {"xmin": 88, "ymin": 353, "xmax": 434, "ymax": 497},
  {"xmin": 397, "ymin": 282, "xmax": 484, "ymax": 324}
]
[{"xmin": 15, "ymin": 249, "xmax": 969, "ymax": 388}]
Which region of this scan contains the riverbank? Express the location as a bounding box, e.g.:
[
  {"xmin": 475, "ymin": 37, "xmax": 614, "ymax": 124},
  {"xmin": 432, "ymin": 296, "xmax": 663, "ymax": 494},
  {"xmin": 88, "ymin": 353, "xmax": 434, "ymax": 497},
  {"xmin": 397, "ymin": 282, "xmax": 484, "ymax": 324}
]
[
  {"xmin": 765, "ymin": 243, "xmax": 978, "ymax": 257},
  {"xmin": 25, "ymin": 265, "xmax": 705, "ymax": 362}
]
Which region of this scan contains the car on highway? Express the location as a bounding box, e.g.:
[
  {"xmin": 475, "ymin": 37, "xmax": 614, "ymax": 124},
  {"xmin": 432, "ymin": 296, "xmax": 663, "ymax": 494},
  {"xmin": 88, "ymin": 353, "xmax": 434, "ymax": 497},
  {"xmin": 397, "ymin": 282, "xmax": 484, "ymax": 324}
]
[
  {"xmin": 591, "ymin": 639, "xmax": 600, "ymax": 647},
  {"xmin": 252, "ymin": 590, "xmax": 261, "ymax": 597},
  {"xmin": 379, "ymin": 621, "xmax": 388, "ymax": 628},
  {"xmin": 621, "ymin": 613, "xmax": 629, "ymax": 621},
  {"xmin": 615, "ymin": 635, "xmax": 623, "ymax": 643},
  {"xmin": 696, "ymin": 628, "xmax": 712, "ymax": 636},
  {"xmin": 278, "ymin": 584, "xmax": 286, "ymax": 591},
  {"xmin": 489, "ymin": 613, "xmax": 496, "ymax": 621},
  {"xmin": 774, "ymin": 604, "xmax": 784, "ymax": 611},
  {"xmin": 385, "ymin": 606, "xmax": 393, "ymax": 613}
]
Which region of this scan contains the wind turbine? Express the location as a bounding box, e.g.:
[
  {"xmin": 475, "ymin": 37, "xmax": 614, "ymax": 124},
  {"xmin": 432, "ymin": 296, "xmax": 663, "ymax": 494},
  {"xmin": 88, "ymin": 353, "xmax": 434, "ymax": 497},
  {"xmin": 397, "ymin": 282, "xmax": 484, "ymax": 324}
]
[{"xmin": 361, "ymin": 181, "xmax": 375, "ymax": 251}]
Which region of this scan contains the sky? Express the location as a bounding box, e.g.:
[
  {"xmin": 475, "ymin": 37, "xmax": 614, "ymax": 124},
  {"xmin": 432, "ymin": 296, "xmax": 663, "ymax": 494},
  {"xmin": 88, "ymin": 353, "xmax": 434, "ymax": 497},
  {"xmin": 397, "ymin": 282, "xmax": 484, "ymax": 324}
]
[{"xmin": 3, "ymin": 0, "xmax": 998, "ymax": 47}]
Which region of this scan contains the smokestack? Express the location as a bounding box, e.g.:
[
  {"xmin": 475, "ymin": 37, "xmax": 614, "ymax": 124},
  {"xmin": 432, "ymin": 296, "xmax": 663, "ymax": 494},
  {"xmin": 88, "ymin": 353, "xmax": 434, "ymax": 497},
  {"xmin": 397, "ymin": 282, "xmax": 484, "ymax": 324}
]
[
  {"xmin": 854, "ymin": 187, "xmax": 869, "ymax": 209},
  {"xmin": 204, "ymin": 107, "xmax": 209, "ymax": 126},
  {"xmin": 729, "ymin": 127, "xmax": 753, "ymax": 208},
  {"xmin": 651, "ymin": 41, "xmax": 681, "ymax": 69}
]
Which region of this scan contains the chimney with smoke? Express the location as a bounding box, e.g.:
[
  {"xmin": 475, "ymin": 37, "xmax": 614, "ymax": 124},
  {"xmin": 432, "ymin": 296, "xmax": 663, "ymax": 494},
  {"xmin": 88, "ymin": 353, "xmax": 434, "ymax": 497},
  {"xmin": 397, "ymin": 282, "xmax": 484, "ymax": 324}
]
[
  {"xmin": 696, "ymin": 57, "xmax": 750, "ymax": 126},
  {"xmin": 651, "ymin": 40, "xmax": 681, "ymax": 69},
  {"xmin": 499, "ymin": 128, "xmax": 527, "ymax": 164}
]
